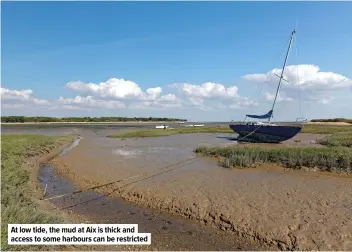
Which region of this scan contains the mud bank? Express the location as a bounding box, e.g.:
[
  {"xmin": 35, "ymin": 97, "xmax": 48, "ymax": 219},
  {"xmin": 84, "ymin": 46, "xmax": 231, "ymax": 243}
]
[
  {"xmin": 49, "ymin": 131, "xmax": 352, "ymax": 251},
  {"xmin": 39, "ymin": 139, "xmax": 265, "ymax": 251}
]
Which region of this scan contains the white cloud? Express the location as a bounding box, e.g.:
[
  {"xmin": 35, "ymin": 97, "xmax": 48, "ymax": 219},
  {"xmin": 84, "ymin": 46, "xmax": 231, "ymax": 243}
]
[
  {"xmin": 146, "ymin": 87, "xmax": 162, "ymax": 99},
  {"xmin": 242, "ymin": 64, "xmax": 352, "ymax": 90},
  {"xmin": 230, "ymin": 98, "xmax": 259, "ymax": 109},
  {"xmin": 1, "ymin": 87, "xmax": 50, "ymax": 106},
  {"xmin": 172, "ymin": 82, "xmax": 239, "ymax": 99},
  {"xmin": 64, "ymin": 78, "xmax": 183, "ymax": 110},
  {"xmin": 129, "ymin": 94, "xmax": 183, "ymax": 109},
  {"xmin": 306, "ymin": 96, "xmax": 335, "ymax": 105},
  {"xmin": 264, "ymin": 92, "xmax": 294, "ymax": 102},
  {"xmin": 66, "ymin": 78, "xmax": 163, "ymax": 101},
  {"xmin": 57, "ymin": 96, "xmax": 126, "ymax": 109},
  {"xmin": 319, "ymin": 98, "xmax": 333, "ymax": 105},
  {"xmin": 171, "ymin": 82, "xmax": 258, "ymax": 110}
]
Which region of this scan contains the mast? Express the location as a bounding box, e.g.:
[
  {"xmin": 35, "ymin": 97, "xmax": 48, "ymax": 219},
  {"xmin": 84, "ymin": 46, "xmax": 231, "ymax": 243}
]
[{"xmin": 269, "ymin": 29, "xmax": 295, "ymax": 123}]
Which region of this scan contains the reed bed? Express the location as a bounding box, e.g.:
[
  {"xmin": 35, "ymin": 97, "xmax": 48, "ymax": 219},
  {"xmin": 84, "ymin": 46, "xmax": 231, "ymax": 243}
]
[
  {"xmin": 195, "ymin": 145, "xmax": 352, "ymax": 173},
  {"xmin": 108, "ymin": 126, "xmax": 233, "ymax": 138},
  {"xmin": 317, "ymin": 132, "xmax": 352, "ymax": 148}
]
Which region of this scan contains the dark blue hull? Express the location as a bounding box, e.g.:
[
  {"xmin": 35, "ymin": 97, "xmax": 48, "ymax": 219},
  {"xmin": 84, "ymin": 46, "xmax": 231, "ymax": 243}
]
[{"xmin": 229, "ymin": 124, "xmax": 302, "ymax": 143}]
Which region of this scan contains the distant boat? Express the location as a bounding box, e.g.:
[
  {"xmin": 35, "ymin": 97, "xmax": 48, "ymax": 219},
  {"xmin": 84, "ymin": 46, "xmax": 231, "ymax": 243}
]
[
  {"xmin": 155, "ymin": 125, "xmax": 169, "ymax": 129},
  {"xmin": 229, "ymin": 29, "xmax": 305, "ymax": 143},
  {"xmin": 183, "ymin": 124, "xmax": 204, "ymax": 127}
]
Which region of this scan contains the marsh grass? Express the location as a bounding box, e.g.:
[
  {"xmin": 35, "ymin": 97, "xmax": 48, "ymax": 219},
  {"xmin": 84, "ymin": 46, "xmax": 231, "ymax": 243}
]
[
  {"xmin": 317, "ymin": 132, "xmax": 352, "ymax": 148},
  {"xmin": 108, "ymin": 124, "xmax": 352, "ymax": 139},
  {"xmin": 301, "ymin": 124, "xmax": 352, "ymax": 134},
  {"xmin": 108, "ymin": 126, "xmax": 233, "ymax": 138},
  {"xmin": 1, "ymin": 135, "xmax": 72, "ymax": 251},
  {"xmin": 195, "ymin": 145, "xmax": 352, "ymax": 173}
]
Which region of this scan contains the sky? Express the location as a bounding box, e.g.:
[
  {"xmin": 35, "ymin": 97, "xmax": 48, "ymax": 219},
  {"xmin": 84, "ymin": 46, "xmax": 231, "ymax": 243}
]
[{"xmin": 1, "ymin": 1, "xmax": 352, "ymax": 122}]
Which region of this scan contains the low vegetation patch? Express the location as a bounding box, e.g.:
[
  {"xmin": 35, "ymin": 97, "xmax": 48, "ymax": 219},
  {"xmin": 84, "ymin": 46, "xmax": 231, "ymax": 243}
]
[
  {"xmin": 107, "ymin": 124, "xmax": 352, "ymax": 138},
  {"xmin": 317, "ymin": 132, "xmax": 352, "ymax": 148},
  {"xmin": 301, "ymin": 124, "xmax": 352, "ymax": 134},
  {"xmin": 194, "ymin": 145, "xmax": 352, "ymax": 173},
  {"xmin": 108, "ymin": 127, "xmax": 233, "ymax": 138},
  {"xmin": 1, "ymin": 135, "xmax": 72, "ymax": 251},
  {"xmin": 311, "ymin": 118, "xmax": 352, "ymax": 124}
]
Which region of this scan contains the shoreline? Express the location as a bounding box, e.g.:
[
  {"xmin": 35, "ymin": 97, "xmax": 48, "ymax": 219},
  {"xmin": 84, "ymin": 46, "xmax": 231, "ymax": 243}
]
[{"xmin": 1, "ymin": 121, "xmax": 187, "ymax": 125}]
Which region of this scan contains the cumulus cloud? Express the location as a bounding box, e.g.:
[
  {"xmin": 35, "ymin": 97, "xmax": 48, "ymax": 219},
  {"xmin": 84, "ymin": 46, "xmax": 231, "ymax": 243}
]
[
  {"xmin": 171, "ymin": 81, "xmax": 257, "ymax": 110},
  {"xmin": 63, "ymin": 78, "xmax": 185, "ymax": 110},
  {"xmin": 264, "ymin": 92, "xmax": 294, "ymax": 102},
  {"xmin": 306, "ymin": 96, "xmax": 335, "ymax": 105},
  {"xmin": 1, "ymin": 87, "xmax": 50, "ymax": 107},
  {"xmin": 172, "ymin": 82, "xmax": 239, "ymax": 99},
  {"xmin": 230, "ymin": 98, "xmax": 259, "ymax": 109},
  {"xmin": 66, "ymin": 78, "xmax": 164, "ymax": 101},
  {"xmin": 57, "ymin": 96, "xmax": 126, "ymax": 109},
  {"xmin": 129, "ymin": 94, "xmax": 183, "ymax": 109},
  {"xmin": 242, "ymin": 64, "xmax": 352, "ymax": 90}
]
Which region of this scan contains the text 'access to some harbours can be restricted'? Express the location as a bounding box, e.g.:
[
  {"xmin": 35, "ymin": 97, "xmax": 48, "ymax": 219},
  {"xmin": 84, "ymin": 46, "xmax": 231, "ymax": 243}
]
[{"xmin": 8, "ymin": 224, "xmax": 151, "ymax": 245}]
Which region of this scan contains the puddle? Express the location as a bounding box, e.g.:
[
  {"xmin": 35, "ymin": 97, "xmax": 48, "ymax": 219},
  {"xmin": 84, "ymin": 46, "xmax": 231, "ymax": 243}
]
[
  {"xmin": 59, "ymin": 137, "xmax": 82, "ymax": 156},
  {"xmin": 113, "ymin": 149, "xmax": 142, "ymax": 158}
]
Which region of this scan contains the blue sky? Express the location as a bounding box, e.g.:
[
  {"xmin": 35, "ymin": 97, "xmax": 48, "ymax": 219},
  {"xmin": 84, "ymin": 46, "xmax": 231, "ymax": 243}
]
[{"xmin": 2, "ymin": 1, "xmax": 352, "ymax": 121}]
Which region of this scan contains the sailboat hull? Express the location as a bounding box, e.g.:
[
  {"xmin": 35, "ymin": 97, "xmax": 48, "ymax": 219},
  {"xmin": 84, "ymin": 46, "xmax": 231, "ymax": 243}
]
[{"xmin": 229, "ymin": 123, "xmax": 302, "ymax": 143}]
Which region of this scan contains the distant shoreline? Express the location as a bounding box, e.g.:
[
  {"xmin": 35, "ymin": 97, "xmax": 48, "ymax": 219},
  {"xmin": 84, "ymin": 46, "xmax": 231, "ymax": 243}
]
[
  {"xmin": 0, "ymin": 121, "xmax": 185, "ymax": 125},
  {"xmin": 1, "ymin": 121, "xmax": 351, "ymax": 126}
]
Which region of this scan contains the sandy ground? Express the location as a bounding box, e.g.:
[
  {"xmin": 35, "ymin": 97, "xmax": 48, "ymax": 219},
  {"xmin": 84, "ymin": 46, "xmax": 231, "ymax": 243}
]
[{"xmin": 44, "ymin": 128, "xmax": 352, "ymax": 251}]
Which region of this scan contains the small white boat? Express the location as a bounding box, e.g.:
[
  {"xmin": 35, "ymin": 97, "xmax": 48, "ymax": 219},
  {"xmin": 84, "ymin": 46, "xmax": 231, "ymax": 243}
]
[
  {"xmin": 155, "ymin": 125, "xmax": 169, "ymax": 129},
  {"xmin": 183, "ymin": 124, "xmax": 204, "ymax": 127}
]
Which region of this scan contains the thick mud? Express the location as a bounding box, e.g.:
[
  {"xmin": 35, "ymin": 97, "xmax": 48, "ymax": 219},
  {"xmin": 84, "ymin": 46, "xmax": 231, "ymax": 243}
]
[
  {"xmin": 4, "ymin": 124, "xmax": 352, "ymax": 251},
  {"xmin": 37, "ymin": 139, "xmax": 262, "ymax": 251}
]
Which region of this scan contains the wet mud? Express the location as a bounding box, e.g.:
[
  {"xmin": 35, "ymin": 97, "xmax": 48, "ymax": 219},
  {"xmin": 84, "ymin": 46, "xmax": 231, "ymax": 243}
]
[
  {"xmin": 37, "ymin": 140, "xmax": 262, "ymax": 251},
  {"xmin": 4, "ymin": 124, "xmax": 352, "ymax": 251}
]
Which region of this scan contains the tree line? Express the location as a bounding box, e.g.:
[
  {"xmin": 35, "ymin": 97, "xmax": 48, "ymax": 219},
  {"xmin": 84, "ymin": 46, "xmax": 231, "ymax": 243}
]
[{"xmin": 1, "ymin": 116, "xmax": 187, "ymax": 123}]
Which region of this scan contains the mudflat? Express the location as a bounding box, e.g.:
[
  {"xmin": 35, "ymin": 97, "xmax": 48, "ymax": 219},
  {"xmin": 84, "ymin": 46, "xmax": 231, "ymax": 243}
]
[
  {"xmin": 48, "ymin": 127, "xmax": 351, "ymax": 251},
  {"xmin": 4, "ymin": 125, "xmax": 352, "ymax": 250}
]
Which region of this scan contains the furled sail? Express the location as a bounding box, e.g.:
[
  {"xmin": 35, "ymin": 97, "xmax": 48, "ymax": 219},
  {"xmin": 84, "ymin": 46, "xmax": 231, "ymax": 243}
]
[{"xmin": 246, "ymin": 110, "xmax": 273, "ymax": 119}]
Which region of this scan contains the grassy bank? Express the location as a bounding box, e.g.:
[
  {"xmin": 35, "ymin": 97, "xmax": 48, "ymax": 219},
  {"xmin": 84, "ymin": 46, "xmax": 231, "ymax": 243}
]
[
  {"xmin": 108, "ymin": 126, "xmax": 233, "ymax": 138},
  {"xmin": 194, "ymin": 145, "xmax": 352, "ymax": 173},
  {"xmin": 317, "ymin": 132, "xmax": 352, "ymax": 148},
  {"xmin": 108, "ymin": 124, "xmax": 352, "ymax": 138},
  {"xmin": 1, "ymin": 135, "xmax": 72, "ymax": 251},
  {"xmin": 301, "ymin": 124, "xmax": 352, "ymax": 134},
  {"xmin": 311, "ymin": 118, "xmax": 352, "ymax": 124}
]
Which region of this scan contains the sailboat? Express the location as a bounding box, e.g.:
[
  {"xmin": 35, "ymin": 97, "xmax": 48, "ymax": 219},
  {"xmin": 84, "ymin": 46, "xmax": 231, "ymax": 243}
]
[{"xmin": 229, "ymin": 29, "xmax": 305, "ymax": 143}]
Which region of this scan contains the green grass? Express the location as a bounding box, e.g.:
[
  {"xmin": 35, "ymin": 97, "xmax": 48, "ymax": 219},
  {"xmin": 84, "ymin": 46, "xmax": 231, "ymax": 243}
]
[
  {"xmin": 194, "ymin": 145, "xmax": 352, "ymax": 173},
  {"xmin": 301, "ymin": 124, "xmax": 352, "ymax": 134},
  {"xmin": 317, "ymin": 132, "xmax": 352, "ymax": 148},
  {"xmin": 1, "ymin": 135, "xmax": 72, "ymax": 251},
  {"xmin": 108, "ymin": 124, "xmax": 352, "ymax": 139},
  {"xmin": 108, "ymin": 126, "xmax": 233, "ymax": 138}
]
